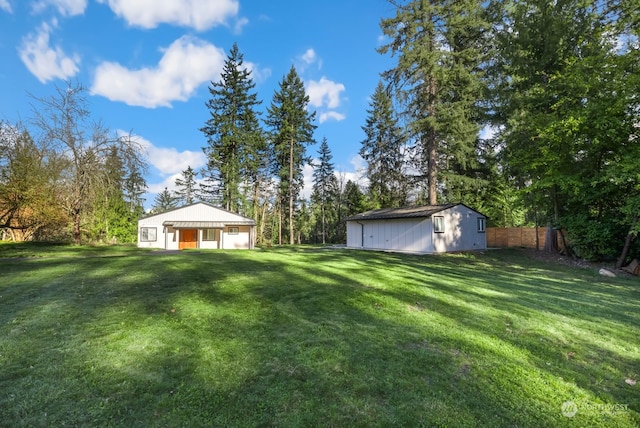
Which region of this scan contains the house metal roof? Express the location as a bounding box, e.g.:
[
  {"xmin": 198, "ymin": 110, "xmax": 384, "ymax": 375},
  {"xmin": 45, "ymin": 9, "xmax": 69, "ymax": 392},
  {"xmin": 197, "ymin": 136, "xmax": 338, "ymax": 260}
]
[
  {"xmin": 345, "ymin": 204, "xmax": 460, "ymax": 221},
  {"xmin": 140, "ymin": 201, "xmax": 255, "ymax": 222},
  {"xmin": 163, "ymin": 221, "xmax": 254, "ymax": 229}
]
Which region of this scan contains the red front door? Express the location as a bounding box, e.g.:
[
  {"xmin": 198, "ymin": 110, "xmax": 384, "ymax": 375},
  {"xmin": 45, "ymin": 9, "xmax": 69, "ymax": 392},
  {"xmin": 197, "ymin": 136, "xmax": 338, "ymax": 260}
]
[{"xmin": 179, "ymin": 229, "xmax": 198, "ymax": 249}]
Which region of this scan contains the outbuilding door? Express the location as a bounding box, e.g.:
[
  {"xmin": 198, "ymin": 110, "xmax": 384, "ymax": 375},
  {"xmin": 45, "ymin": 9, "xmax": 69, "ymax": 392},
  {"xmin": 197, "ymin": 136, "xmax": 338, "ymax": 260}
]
[{"xmin": 179, "ymin": 229, "xmax": 198, "ymax": 249}]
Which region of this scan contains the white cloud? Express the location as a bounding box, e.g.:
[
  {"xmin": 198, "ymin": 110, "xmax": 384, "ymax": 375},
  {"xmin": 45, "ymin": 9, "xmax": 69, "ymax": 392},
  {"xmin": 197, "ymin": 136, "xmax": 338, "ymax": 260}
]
[
  {"xmin": 233, "ymin": 16, "xmax": 249, "ymax": 34},
  {"xmin": 341, "ymin": 155, "xmax": 367, "ymax": 187},
  {"xmin": 32, "ymin": 0, "xmax": 87, "ymax": 16},
  {"xmin": 18, "ymin": 19, "xmax": 80, "ymax": 83},
  {"xmin": 307, "ymin": 77, "xmax": 345, "ymax": 109},
  {"xmin": 0, "ymin": 0, "xmax": 12, "ymax": 13},
  {"xmin": 297, "ymin": 48, "xmax": 322, "ymax": 72},
  {"xmin": 319, "ymin": 111, "xmax": 345, "ymax": 124},
  {"xmin": 301, "ymin": 162, "xmax": 314, "ymax": 200},
  {"xmin": 126, "ymin": 132, "xmax": 207, "ymax": 176},
  {"xmin": 306, "ymin": 77, "xmax": 346, "ymax": 123},
  {"xmin": 301, "ymin": 157, "xmax": 367, "ymax": 201},
  {"xmin": 98, "ymin": 0, "xmax": 239, "ymax": 31},
  {"xmin": 244, "ymin": 61, "xmax": 271, "ymax": 84},
  {"xmin": 91, "ymin": 36, "xmax": 226, "ymax": 108},
  {"xmin": 302, "ymin": 48, "xmax": 316, "ymax": 64}
]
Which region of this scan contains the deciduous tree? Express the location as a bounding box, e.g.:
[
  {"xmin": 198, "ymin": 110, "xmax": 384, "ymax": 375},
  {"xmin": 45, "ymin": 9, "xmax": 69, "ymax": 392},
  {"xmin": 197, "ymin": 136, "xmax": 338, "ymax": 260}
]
[{"xmin": 30, "ymin": 82, "xmax": 146, "ymax": 244}]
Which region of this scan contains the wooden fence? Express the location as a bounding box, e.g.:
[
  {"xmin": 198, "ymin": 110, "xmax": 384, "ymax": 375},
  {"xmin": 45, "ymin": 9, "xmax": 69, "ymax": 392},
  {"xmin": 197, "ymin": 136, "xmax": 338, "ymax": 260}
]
[{"xmin": 486, "ymin": 227, "xmax": 554, "ymax": 249}]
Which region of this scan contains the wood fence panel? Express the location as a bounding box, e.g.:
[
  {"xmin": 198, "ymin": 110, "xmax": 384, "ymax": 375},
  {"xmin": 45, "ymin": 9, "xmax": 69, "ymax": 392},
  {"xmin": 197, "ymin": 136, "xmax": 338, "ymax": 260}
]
[{"xmin": 487, "ymin": 227, "xmax": 548, "ymax": 249}]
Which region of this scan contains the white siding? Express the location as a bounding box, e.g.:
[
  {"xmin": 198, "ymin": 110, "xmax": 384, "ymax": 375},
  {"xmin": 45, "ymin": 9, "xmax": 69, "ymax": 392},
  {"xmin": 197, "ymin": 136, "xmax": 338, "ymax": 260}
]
[
  {"xmin": 346, "ymin": 222, "xmax": 363, "ymax": 247},
  {"xmin": 346, "ymin": 204, "xmax": 486, "ymax": 254},
  {"xmin": 433, "ymin": 205, "xmax": 486, "ymax": 252},
  {"xmin": 221, "ymin": 226, "xmax": 251, "ymax": 249},
  {"xmin": 199, "ymin": 229, "xmax": 219, "ymax": 250},
  {"xmin": 137, "ymin": 203, "xmax": 254, "ymax": 250},
  {"xmin": 349, "ymin": 218, "xmax": 433, "ymax": 253}
]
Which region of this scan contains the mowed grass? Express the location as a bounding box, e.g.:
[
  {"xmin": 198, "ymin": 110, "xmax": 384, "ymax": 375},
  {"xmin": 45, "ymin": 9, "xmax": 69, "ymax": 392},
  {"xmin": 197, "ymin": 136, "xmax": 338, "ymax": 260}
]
[{"xmin": 0, "ymin": 244, "xmax": 638, "ymax": 427}]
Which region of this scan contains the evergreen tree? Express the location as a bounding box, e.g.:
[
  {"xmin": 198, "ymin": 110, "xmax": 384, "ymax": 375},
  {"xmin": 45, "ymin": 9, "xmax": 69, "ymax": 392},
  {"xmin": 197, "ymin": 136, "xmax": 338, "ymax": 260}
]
[
  {"xmin": 152, "ymin": 187, "xmax": 178, "ymax": 214},
  {"xmin": 93, "ymin": 145, "xmax": 127, "ymax": 242},
  {"xmin": 311, "ymin": 137, "xmax": 338, "ymax": 244},
  {"xmin": 360, "ymin": 81, "xmax": 407, "ymax": 208},
  {"xmin": 201, "ymin": 43, "xmax": 266, "ymax": 214},
  {"xmin": 379, "ymin": 0, "xmax": 489, "ymax": 205},
  {"xmin": 265, "ymin": 66, "xmax": 317, "ymax": 244},
  {"xmin": 174, "ymin": 166, "xmax": 198, "ymax": 206},
  {"xmin": 338, "ymin": 180, "xmax": 366, "ymax": 243}
]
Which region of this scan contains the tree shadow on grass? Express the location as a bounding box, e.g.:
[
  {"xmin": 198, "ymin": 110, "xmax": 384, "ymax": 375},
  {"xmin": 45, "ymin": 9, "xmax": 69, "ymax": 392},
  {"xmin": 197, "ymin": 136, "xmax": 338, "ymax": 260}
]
[{"xmin": 0, "ymin": 248, "xmax": 638, "ymax": 427}]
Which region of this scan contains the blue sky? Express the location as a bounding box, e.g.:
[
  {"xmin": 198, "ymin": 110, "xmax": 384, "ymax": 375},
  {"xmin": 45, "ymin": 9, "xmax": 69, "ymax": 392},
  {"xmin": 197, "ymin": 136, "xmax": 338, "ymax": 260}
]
[{"xmin": 0, "ymin": 0, "xmax": 397, "ymax": 208}]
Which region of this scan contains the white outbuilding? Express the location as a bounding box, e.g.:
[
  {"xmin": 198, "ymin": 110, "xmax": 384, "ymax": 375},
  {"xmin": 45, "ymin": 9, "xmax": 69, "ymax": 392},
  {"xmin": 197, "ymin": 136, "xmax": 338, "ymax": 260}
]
[
  {"xmin": 137, "ymin": 202, "xmax": 256, "ymax": 250},
  {"xmin": 345, "ymin": 203, "xmax": 487, "ymax": 254}
]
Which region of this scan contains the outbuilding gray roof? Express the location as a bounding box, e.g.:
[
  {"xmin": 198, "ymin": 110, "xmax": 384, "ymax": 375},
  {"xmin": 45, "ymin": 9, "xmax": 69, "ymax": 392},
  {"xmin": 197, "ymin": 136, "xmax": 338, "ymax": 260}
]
[{"xmin": 345, "ymin": 204, "xmax": 459, "ymax": 221}]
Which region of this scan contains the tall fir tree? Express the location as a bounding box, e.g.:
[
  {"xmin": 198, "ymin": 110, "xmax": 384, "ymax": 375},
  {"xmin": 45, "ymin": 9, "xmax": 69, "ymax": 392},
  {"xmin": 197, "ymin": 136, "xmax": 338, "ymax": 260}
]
[
  {"xmin": 265, "ymin": 66, "xmax": 317, "ymax": 244},
  {"xmin": 360, "ymin": 81, "xmax": 407, "ymax": 208},
  {"xmin": 152, "ymin": 187, "xmax": 177, "ymax": 214},
  {"xmin": 311, "ymin": 137, "xmax": 338, "ymax": 244},
  {"xmin": 379, "ymin": 0, "xmax": 489, "ymax": 205},
  {"xmin": 174, "ymin": 166, "xmax": 198, "ymax": 206},
  {"xmin": 201, "ymin": 43, "xmax": 266, "ymax": 214}
]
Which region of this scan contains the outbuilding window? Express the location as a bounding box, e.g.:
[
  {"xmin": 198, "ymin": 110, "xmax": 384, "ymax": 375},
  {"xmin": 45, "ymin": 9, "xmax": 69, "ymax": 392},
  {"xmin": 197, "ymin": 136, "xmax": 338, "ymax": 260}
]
[
  {"xmin": 477, "ymin": 218, "xmax": 486, "ymax": 233},
  {"xmin": 140, "ymin": 227, "xmax": 157, "ymax": 242},
  {"xmin": 228, "ymin": 227, "xmax": 239, "ymax": 235},
  {"xmin": 434, "ymin": 216, "xmax": 445, "ymax": 233}
]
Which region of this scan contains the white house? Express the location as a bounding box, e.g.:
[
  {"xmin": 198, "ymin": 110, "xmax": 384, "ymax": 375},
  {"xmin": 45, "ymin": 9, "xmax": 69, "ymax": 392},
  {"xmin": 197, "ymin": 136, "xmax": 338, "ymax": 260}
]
[
  {"xmin": 345, "ymin": 203, "xmax": 487, "ymax": 254},
  {"xmin": 137, "ymin": 202, "xmax": 256, "ymax": 250}
]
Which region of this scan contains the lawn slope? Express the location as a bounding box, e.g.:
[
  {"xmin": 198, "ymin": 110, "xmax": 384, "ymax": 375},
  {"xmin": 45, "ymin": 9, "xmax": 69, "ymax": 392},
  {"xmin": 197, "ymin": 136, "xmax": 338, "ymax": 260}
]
[{"xmin": 0, "ymin": 245, "xmax": 638, "ymax": 427}]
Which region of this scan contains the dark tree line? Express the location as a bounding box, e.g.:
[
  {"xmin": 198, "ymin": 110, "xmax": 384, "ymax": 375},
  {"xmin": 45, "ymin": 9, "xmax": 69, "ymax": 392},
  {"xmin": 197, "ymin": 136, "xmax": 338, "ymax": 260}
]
[
  {"xmin": 368, "ymin": 0, "xmax": 639, "ymax": 264},
  {"xmin": 5, "ymin": 0, "xmax": 637, "ymax": 264}
]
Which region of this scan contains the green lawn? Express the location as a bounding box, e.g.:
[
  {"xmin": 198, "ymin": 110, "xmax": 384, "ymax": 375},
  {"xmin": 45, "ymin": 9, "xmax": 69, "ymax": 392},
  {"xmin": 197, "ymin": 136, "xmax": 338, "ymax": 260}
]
[{"xmin": 0, "ymin": 244, "xmax": 638, "ymax": 427}]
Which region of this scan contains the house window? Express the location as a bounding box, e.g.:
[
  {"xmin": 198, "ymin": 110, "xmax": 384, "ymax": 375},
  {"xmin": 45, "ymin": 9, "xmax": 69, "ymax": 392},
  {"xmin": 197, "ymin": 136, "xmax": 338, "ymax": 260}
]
[
  {"xmin": 228, "ymin": 227, "xmax": 239, "ymax": 235},
  {"xmin": 434, "ymin": 216, "xmax": 444, "ymax": 233},
  {"xmin": 140, "ymin": 227, "xmax": 157, "ymax": 242},
  {"xmin": 477, "ymin": 218, "xmax": 486, "ymax": 233},
  {"xmin": 203, "ymin": 229, "xmax": 216, "ymax": 241}
]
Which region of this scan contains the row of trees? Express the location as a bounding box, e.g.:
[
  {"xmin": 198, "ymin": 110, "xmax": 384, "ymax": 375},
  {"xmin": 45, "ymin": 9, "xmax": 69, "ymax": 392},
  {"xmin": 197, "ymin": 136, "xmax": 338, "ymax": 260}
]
[
  {"xmin": 146, "ymin": 45, "xmax": 366, "ymax": 245},
  {"xmin": 0, "ymin": 85, "xmax": 147, "ymax": 243},
  {"xmin": 147, "ymin": 0, "xmax": 639, "ymax": 263},
  {"xmin": 2, "ymin": 0, "xmax": 637, "ymax": 264},
  {"xmin": 363, "ymin": 0, "xmax": 639, "ymax": 264}
]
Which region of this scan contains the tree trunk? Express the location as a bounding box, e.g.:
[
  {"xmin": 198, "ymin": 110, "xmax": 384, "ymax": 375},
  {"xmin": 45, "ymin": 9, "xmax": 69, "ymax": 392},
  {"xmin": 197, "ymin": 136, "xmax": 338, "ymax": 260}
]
[
  {"xmin": 544, "ymin": 226, "xmax": 557, "ymax": 253},
  {"xmin": 289, "ymin": 137, "xmax": 294, "ymax": 245},
  {"xmin": 321, "ymin": 204, "xmax": 326, "ymax": 244},
  {"xmin": 278, "ymin": 207, "xmax": 282, "ymax": 245},
  {"xmin": 616, "ymin": 214, "xmax": 638, "ymax": 269},
  {"xmin": 73, "ymin": 208, "xmax": 81, "ymax": 244},
  {"xmin": 427, "ymin": 75, "xmax": 438, "ymax": 206},
  {"xmin": 534, "ymin": 206, "xmax": 539, "ymax": 251}
]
